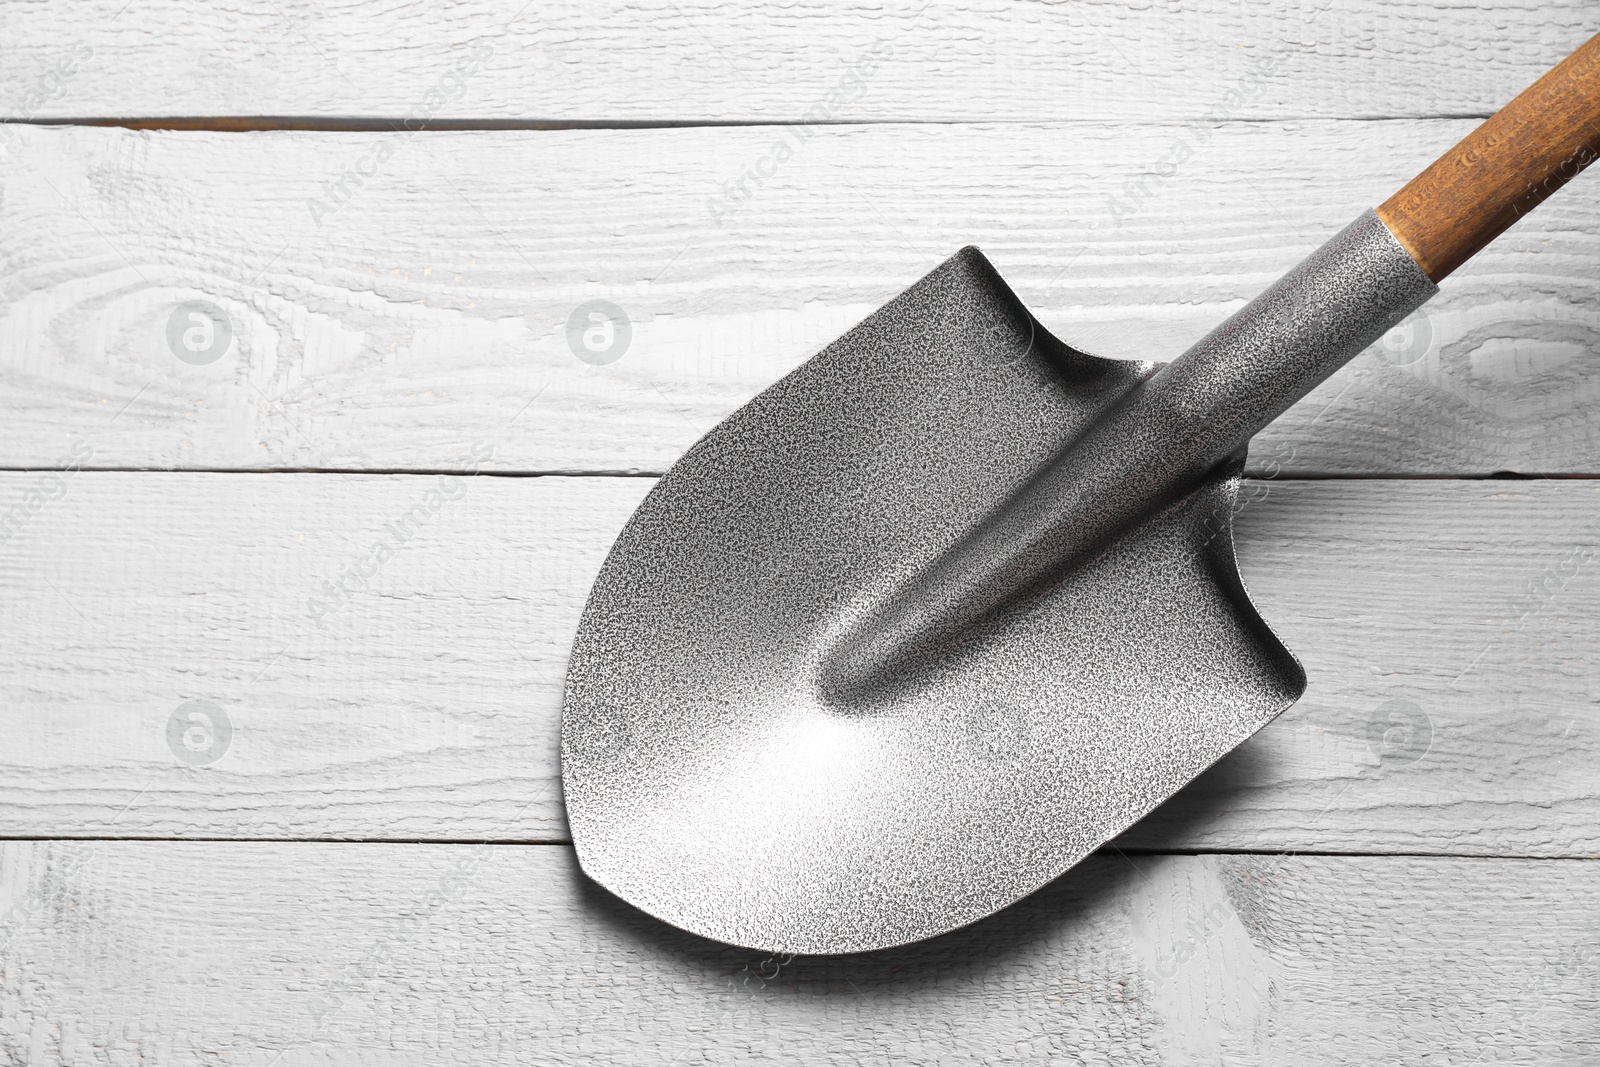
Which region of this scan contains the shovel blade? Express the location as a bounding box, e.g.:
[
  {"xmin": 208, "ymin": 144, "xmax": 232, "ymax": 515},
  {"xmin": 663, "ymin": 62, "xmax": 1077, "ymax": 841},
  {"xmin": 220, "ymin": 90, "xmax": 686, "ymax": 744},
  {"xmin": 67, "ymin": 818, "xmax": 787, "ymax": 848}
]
[{"xmin": 561, "ymin": 248, "xmax": 1305, "ymax": 954}]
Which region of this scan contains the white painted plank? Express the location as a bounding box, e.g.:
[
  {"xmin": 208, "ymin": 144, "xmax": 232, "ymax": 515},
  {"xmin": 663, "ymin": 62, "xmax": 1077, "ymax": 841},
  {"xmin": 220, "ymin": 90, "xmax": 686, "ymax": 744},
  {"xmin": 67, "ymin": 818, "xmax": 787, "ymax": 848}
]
[
  {"xmin": 2, "ymin": 471, "xmax": 1597, "ymax": 853},
  {"xmin": 0, "ymin": 843, "xmax": 1595, "ymax": 1064},
  {"xmin": 0, "ymin": 0, "xmax": 1593, "ymax": 123},
  {"xmin": 3, "ymin": 122, "xmax": 1599, "ymax": 476}
]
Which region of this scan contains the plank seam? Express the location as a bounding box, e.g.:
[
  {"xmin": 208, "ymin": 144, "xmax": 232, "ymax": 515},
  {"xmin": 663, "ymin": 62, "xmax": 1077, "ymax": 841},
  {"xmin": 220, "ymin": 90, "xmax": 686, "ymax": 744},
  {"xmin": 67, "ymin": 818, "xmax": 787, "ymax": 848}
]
[
  {"xmin": 1, "ymin": 836, "xmax": 1594, "ymax": 860},
  {"xmin": 0, "ymin": 468, "xmax": 1589, "ymax": 480},
  {"xmin": 0, "ymin": 114, "xmax": 1500, "ymax": 133}
]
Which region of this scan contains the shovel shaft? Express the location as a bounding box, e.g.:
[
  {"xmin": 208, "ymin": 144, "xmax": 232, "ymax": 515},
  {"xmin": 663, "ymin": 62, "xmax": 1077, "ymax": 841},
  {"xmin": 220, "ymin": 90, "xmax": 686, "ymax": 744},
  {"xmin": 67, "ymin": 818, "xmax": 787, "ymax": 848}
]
[{"xmin": 1377, "ymin": 31, "xmax": 1600, "ymax": 281}]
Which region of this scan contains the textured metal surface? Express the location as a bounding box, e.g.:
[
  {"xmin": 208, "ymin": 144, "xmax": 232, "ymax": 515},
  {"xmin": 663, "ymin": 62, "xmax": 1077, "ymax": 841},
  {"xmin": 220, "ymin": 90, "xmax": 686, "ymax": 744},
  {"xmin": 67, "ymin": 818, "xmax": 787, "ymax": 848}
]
[
  {"xmin": 827, "ymin": 210, "xmax": 1439, "ymax": 697},
  {"xmin": 562, "ymin": 212, "xmax": 1435, "ymax": 954}
]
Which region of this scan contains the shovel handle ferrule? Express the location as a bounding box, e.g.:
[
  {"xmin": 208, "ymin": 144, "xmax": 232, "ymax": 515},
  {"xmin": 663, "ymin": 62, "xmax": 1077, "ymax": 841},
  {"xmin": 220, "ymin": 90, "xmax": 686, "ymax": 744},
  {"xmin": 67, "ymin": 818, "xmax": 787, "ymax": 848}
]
[{"xmin": 1376, "ymin": 31, "xmax": 1600, "ymax": 282}]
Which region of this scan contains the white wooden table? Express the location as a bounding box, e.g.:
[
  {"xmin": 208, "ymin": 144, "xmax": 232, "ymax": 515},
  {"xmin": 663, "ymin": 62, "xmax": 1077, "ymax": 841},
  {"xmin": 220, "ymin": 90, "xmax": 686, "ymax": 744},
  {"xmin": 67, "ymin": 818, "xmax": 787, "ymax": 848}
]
[{"xmin": 2, "ymin": 3, "xmax": 1598, "ymax": 1062}]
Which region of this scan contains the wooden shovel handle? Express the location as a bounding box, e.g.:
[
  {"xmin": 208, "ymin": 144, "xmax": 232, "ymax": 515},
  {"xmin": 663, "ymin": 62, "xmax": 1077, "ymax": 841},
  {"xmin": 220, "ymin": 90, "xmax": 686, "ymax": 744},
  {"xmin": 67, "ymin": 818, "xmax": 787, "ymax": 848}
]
[{"xmin": 1376, "ymin": 32, "xmax": 1600, "ymax": 282}]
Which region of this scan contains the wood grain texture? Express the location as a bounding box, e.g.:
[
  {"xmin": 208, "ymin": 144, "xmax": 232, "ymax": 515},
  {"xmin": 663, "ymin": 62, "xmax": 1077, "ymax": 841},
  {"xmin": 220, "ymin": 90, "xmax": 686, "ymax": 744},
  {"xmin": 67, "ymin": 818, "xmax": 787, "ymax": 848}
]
[
  {"xmin": 4, "ymin": 4, "xmax": 1596, "ymax": 1052},
  {"xmin": 0, "ymin": 0, "xmax": 1594, "ymax": 124},
  {"xmin": 0, "ymin": 843, "xmax": 1596, "ymax": 1065},
  {"xmin": 4, "ymin": 122, "xmax": 1600, "ymax": 477},
  {"xmin": 1379, "ymin": 32, "xmax": 1600, "ymax": 280},
  {"xmin": 3, "ymin": 471, "xmax": 1597, "ymax": 854}
]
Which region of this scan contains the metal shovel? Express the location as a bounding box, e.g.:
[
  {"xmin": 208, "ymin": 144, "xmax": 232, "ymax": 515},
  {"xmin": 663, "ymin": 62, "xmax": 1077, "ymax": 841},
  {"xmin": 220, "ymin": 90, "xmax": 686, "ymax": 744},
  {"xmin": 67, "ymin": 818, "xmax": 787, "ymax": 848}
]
[{"xmin": 562, "ymin": 34, "xmax": 1600, "ymax": 953}]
